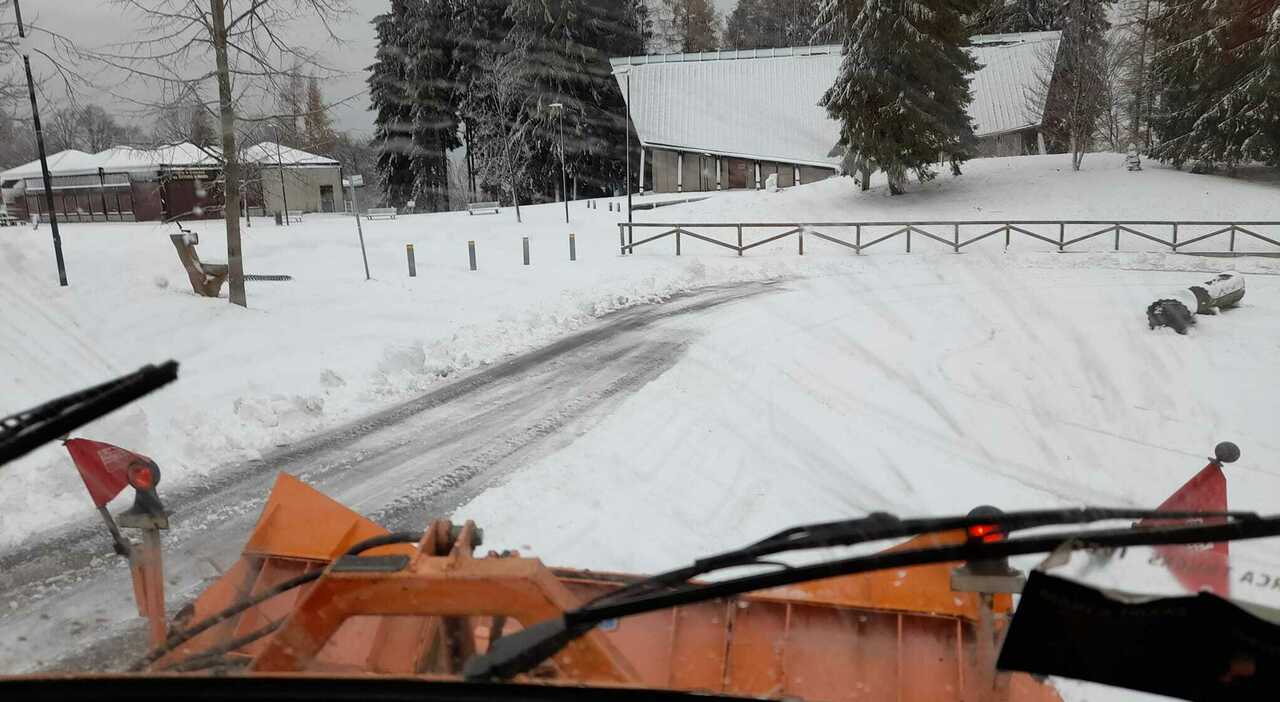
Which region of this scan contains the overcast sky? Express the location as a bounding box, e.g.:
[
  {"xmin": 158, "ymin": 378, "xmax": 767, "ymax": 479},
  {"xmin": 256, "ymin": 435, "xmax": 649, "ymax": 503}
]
[{"xmin": 21, "ymin": 0, "xmax": 738, "ymax": 138}]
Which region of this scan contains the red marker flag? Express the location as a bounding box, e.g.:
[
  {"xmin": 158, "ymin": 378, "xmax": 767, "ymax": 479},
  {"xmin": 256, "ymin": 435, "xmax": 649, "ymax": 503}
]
[
  {"xmin": 65, "ymin": 438, "xmax": 154, "ymax": 508},
  {"xmin": 1139, "ymin": 462, "xmax": 1230, "ymax": 596}
]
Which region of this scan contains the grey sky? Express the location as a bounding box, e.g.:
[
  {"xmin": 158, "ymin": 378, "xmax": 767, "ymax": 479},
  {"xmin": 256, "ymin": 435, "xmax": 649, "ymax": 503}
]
[{"xmin": 21, "ymin": 0, "xmax": 738, "ymax": 138}]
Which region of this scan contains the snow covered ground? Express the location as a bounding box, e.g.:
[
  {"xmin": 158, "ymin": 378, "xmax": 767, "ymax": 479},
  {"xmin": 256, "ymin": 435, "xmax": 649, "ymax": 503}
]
[
  {"xmin": 2, "ymin": 152, "xmax": 1280, "ymax": 698},
  {"xmin": 3, "ymin": 151, "xmax": 1278, "ymax": 542}
]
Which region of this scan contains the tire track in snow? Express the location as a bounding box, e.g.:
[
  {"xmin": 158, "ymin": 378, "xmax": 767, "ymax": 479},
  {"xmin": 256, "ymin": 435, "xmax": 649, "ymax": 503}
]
[{"xmin": 0, "ymin": 281, "xmax": 776, "ymax": 674}]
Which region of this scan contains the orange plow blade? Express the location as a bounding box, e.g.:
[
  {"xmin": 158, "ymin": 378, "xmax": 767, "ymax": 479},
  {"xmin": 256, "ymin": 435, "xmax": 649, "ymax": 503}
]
[{"xmin": 157, "ymin": 473, "xmax": 1062, "ymax": 702}]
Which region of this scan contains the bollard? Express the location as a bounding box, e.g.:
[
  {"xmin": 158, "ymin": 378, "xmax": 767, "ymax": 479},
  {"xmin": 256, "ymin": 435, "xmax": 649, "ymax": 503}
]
[
  {"xmin": 468, "ymin": 240, "xmax": 477, "ymax": 271},
  {"xmin": 406, "ymin": 243, "xmax": 417, "ymax": 277},
  {"xmin": 569, "ymin": 232, "xmax": 577, "ymax": 261},
  {"xmin": 522, "ymin": 236, "xmax": 530, "ymax": 266}
]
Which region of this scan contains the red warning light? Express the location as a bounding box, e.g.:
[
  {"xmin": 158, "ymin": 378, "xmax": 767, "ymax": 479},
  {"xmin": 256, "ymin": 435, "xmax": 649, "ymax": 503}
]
[
  {"xmin": 967, "ymin": 523, "xmax": 1004, "ymax": 543},
  {"xmin": 127, "ymin": 462, "xmax": 156, "ymax": 491}
]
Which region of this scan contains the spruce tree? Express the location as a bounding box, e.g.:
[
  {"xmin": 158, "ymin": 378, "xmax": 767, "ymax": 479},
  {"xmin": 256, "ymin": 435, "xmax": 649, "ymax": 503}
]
[
  {"xmin": 403, "ymin": 0, "xmax": 461, "ymax": 211},
  {"xmin": 1151, "ymin": 0, "xmax": 1280, "ymax": 169},
  {"xmin": 967, "ymin": 0, "xmax": 1060, "ymax": 35},
  {"xmin": 724, "ymin": 0, "xmax": 821, "ymax": 49},
  {"xmin": 369, "ymin": 1, "xmax": 416, "ymax": 208},
  {"xmin": 820, "ymin": 0, "xmax": 982, "ymax": 194}
]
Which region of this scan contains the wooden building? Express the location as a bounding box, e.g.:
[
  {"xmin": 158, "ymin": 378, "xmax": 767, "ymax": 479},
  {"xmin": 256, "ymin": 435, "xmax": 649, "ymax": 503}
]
[{"xmin": 611, "ymin": 32, "xmax": 1063, "ymax": 194}]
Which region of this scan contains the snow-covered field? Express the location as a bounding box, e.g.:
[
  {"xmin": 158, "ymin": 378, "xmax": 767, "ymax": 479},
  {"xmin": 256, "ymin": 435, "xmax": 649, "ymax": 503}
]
[{"xmin": 3, "ymin": 151, "xmax": 1280, "ymax": 697}]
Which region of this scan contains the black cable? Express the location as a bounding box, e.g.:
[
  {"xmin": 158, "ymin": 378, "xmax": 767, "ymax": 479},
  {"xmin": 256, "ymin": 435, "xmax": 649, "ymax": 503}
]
[
  {"xmin": 159, "ymin": 619, "xmax": 284, "ymax": 673},
  {"xmin": 128, "ymin": 530, "xmax": 424, "ymax": 671}
]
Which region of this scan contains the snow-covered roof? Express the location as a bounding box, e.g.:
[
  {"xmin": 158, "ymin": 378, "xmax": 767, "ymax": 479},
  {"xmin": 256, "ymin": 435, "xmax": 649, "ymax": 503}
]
[
  {"xmin": 242, "ymin": 142, "xmax": 339, "ymax": 167},
  {"xmin": 0, "ymin": 142, "xmax": 337, "ymax": 181},
  {"xmin": 611, "ymin": 31, "xmax": 1061, "ymax": 167}
]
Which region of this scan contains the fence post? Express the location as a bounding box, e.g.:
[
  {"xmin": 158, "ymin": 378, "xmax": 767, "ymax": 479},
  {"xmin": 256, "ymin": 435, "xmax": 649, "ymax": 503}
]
[
  {"xmin": 1230, "ymin": 225, "xmax": 1236, "ymax": 252},
  {"xmin": 676, "ymin": 228, "xmax": 681, "ymax": 256},
  {"xmin": 468, "ymin": 240, "xmax": 477, "ymax": 271},
  {"xmin": 954, "ymin": 223, "xmax": 960, "ymax": 254},
  {"xmin": 1058, "ymin": 222, "xmax": 1064, "ymax": 253},
  {"xmin": 1114, "ymin": 224, "xmax": 1120, "ymax": 251},
  {"xmin": 628, "ymin": 224, "xmax": 633, "ymax": 252},
  {"xmin": 406, "ymin": 244, "xmax": 416, "ymax": 277},
  {"xmin": 798, "ymin": 229, "xmax": 804, "ymax": 255},
  {"xmin": 737, "ymin": 224, "xmax": 743, "ymax": 256},
  {"xmin": 906, "ymin": 226, "xmax": 911, "ymax": 253},
  {"xmin": 1004, "ymin": 225, "xmax": 1010, "ymax": 249},
  {"xmin": 856, "ymin": 224, "xmax": 862, "ymax": 255},
  {"xmin": 523, "ymin": 236, "xmax": 530, "ymax": 265},
  {"xmin": 569, "ymin": 232, "xmax": 576, "ymax": 261},
  {"xmin": 619, "ymin": 225, "xmax": 626, "ymax": 256},
  {"xmin": 1172, "ymin": 223, "xmax": 1178, "ymax": 249}
]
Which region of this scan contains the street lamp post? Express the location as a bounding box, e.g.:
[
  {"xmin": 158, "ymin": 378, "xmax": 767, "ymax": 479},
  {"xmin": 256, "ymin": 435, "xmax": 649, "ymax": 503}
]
[
  {"xmin": 550, "ymin": 102, "xmax": 568, "ymax": 224},
  {"xmin": 625, "ymin": 69, "xmax": 632, "ymax": 224},
  {"xmin": 14, "ymin": 0, "xmax": 67, "ymax": 286}
]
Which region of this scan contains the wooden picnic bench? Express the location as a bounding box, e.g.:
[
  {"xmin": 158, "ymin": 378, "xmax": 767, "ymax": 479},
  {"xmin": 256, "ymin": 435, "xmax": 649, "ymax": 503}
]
[
  {"xmin": 467, "ymin": 201, "xmax": 500, "ymax": 215},
  {"xmin": 365, "ymin": 207, "xmax": 397, "ymax": 220},
  {"xmin": 169, "ymin": 229, "xmax": 228, "ymax": 298},
  {"xmin": 285, "ymin": 210, "xmax": 304, "ymax": 223}
]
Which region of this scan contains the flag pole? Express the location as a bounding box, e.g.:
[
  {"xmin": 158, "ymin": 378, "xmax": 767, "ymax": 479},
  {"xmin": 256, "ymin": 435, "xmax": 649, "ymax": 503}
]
[{"xmin": 96, "ymin": 505, "xmax": 133, "ymax": 556}]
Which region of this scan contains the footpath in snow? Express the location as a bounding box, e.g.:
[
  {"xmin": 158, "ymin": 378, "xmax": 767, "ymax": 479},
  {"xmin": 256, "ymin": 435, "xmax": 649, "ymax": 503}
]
[{"xmin": 2, "ymin": 152, "xmax": 1279, "ymax": 550}]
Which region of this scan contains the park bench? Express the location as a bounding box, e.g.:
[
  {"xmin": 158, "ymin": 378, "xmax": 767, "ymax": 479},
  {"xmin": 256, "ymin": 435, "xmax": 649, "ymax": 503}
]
[
  {"xmin": 168, "ymin": 227, "xmax": 228, "ymax": 298},
  {"xmin": 365, "ymin": 207, "xmax": 397, "ymax": 220},
  {"xmin": 285, "ymin": 210, "xmax": 304, "ymax": 223},
  {"xmin": 467, "ymin": 201, "xmax": 500, "ymax": 215}
]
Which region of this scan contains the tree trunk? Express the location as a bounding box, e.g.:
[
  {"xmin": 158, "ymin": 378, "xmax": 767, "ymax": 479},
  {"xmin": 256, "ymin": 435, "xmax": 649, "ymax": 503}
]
[
  {"xmin": 859, "ymin": 163, "xmax": 870, "ymax": 191},
  {"xmin": 210, "ymin": 0, "xmax": 246, "ymax": 307},
  {"xmin": 510, "ymin": 176, "xmax": 521, "ymax": 223}
]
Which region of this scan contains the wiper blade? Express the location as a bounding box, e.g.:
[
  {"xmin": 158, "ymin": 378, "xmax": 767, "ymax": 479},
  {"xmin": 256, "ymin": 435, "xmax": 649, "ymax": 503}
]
[
  {"xmin": 0, "ymin": 362, "xmax": 179, "ymax": 468},
  {"xmin": 463, "ymin": 511, "xmax": 1280, "ymax": 683},
  {"xmin": 591, "ymin": 507, "xmax": 1255, "ymax": 606}
]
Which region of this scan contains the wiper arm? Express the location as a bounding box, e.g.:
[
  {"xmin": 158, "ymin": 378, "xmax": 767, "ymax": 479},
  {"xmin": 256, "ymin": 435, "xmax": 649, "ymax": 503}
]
[
  {"xmin": 591, "ymin": 507, "xmax": 1255, "ymax": 606},
  {"xmin": 0, "ymin": 361, "xmax": 179, "ymax": 468},
  {"xmin": 463, "ymin": 510, "xmax": 1277, "ymax": 683}
]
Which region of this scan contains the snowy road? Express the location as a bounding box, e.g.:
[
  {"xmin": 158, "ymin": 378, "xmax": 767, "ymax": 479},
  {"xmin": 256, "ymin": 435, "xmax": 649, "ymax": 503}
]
[{"xmin": 0, "ymin": 281, "xmax": 777, "ymax": 674}]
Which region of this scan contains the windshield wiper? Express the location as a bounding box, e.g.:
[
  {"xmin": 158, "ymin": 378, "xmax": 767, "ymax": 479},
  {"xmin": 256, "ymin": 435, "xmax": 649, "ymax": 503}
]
[
  {"xmin": 462, "ymin": 508, "xmax": 1277, "ymax": 682},
  {"xmin": 0, "ymin": 361, "xmax": 179, "ymax": 468}
]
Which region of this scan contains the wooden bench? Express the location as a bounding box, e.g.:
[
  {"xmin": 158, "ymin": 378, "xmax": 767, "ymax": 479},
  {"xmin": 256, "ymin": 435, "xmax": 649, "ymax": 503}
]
[
  {"xmin": 0, "ymin": 212, "xmax": 18, "ymax": 227},
  {"xmin": 365, "ymin": 207, "xmax": 397, "ymax": 220},
  {"xmin": 285, "ymin": 210, "xmax": 304, "ymax": 223},
  {"xmin": 467, "ymin": 201, "xmax": 500, "ymax": 216},
  {"xmin": 169, "ymin": 229, "xmax": 228, "ymax": 298}
]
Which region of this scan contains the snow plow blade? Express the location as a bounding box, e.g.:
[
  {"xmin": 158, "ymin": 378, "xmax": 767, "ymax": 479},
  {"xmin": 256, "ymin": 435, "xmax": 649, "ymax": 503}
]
[{"xmin": 157, "ymin": 473, "xmax": 1062, "ymax": 702}]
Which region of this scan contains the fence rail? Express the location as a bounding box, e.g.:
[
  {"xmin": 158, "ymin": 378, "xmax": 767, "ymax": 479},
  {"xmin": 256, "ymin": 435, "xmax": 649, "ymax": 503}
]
[{"xmin": 617, "ymin": 221, "xmax": 1280, "ymax": 257}]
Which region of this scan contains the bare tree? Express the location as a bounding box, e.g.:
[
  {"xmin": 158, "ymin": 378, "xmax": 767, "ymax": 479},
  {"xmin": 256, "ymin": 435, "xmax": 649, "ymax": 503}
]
[
  {"xmin": 89, "ymin": 0, "xmax": 349, "ymax": 308},
  {"xmin": 1028, "ymin": 0, "xmax": 1111, "ymax": 170},
  {"xmin": 460, "ymin": 39, "xmax": 537, "ymax": 223},
  {"xmin": 0, "ymin": 0, "xmax": 85, "ymax": 167}
]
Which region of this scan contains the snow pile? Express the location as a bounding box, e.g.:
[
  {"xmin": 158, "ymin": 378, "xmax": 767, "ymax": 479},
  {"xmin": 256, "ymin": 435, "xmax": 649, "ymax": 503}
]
[{"xmin": 2, "ymin": 152, "xmax": 1278, "ymax": 549}]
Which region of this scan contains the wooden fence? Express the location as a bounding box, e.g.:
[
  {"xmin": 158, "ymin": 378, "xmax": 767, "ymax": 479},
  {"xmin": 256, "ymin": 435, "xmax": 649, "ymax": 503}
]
[{"xmin": 617, "ymin": 221, "xmax": 1280, "ymax": 256}]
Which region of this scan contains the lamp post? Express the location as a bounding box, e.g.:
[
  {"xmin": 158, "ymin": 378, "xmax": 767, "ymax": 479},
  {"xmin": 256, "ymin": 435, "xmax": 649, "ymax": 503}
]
[
  {"xmin": 550, "ymin": 102, "xmax": 568, "ymax": 224},
  {"xmin": 14, "ymin": 0, "xmax": 67, "ymax": 285}
]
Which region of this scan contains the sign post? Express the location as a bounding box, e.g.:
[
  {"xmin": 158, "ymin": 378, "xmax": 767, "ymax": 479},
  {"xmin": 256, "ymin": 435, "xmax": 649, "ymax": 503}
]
[{"xmin": 349, "ymin": 174, "xmax": 370, "ymax": 280}]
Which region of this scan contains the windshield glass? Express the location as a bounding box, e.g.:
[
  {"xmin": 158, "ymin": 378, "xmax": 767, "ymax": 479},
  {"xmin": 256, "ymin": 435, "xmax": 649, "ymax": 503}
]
[{"xmin": 1, "ymin": 1, "xmax": 1279, "ymax": 701}]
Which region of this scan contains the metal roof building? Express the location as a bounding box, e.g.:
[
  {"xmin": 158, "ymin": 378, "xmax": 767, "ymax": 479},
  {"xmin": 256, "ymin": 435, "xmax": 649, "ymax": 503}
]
[{"xmin": 610, "ymin": 32, "xmax": 1061, "ymax": 193}]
